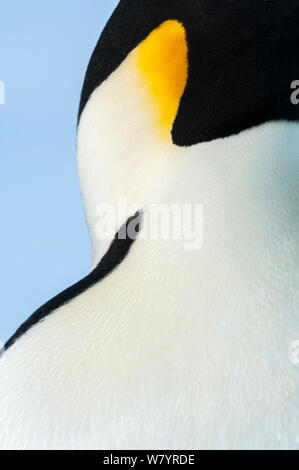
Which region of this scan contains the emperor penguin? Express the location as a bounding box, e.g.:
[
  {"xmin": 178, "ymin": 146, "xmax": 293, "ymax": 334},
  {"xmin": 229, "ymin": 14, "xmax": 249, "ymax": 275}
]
[{"xmin": 0, "ymin": 0, "xmax": 299, "ymax": 450}]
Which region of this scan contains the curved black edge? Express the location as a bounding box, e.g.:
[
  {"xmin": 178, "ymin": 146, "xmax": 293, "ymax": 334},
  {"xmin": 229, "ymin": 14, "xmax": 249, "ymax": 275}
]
[
  {"xmin": 4, "ymin": 212, "xmax": 142, "ymax": 351},
  {"xmin": 78, "ymin": 0, "xmax": 299, "ymax": 146}
]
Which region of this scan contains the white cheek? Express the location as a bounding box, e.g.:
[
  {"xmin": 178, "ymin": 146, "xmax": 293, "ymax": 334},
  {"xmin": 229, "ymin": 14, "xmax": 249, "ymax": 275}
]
[{"xmin": 77, "ymin": 56, "xmax": 180, "ymax": 264}]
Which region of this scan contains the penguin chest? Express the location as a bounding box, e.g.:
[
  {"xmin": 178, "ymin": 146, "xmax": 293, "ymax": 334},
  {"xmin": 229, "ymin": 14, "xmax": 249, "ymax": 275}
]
[{"xmin": 1, "ymin": 235, "xmax": 298, "ymax": 450}]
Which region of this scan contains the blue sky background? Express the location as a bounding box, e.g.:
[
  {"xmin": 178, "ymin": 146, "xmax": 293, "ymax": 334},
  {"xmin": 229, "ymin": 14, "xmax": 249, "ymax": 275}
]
[{"xmin": 0, "ymin": 1, "xmax": 119, "ymax": 342}]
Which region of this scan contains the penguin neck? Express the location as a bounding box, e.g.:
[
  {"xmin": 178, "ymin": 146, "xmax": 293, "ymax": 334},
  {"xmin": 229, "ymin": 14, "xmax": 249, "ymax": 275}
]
[
  {"xmin": 78, "ymin": 115, "xmax": 299, "ymax": 273},
  {"xmin": 76, "ymin": 120, "xmax": 299, "ymax": 388}
]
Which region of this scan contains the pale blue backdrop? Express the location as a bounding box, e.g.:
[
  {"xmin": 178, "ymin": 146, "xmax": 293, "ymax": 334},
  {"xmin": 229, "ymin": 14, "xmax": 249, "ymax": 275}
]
[{"xmin": 0, "ymin": 1, "xmax": 119, "ymax": 343}]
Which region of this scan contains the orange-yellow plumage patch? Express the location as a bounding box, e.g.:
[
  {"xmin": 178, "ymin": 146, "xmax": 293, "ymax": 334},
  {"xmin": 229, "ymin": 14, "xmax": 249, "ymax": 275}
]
[{"xmin": 135, "ymin": 20, "xmax": 188, "ymax": 138}]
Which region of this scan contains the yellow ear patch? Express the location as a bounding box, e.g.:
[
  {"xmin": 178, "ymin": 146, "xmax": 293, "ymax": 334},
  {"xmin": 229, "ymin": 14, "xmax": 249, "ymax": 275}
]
[{"xmin": 134, "ymin": 20, "xmax": 188, "ymax": 139}]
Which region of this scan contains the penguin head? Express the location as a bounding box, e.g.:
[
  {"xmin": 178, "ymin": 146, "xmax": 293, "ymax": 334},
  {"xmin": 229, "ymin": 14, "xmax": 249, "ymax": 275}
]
[
  {"xmin": 77, "ymin": 0, "xmax": 299, "ymax": 261},
  {"xmin": 79, "ymin": 0, "xmax": 299, "ymax": 144}
]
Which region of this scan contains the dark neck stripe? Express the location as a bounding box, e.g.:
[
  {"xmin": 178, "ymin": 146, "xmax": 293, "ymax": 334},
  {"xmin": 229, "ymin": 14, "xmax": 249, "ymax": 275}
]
[{"xmin": 5, "ymin": 212, "xmax": 141, "ymax": 351}]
